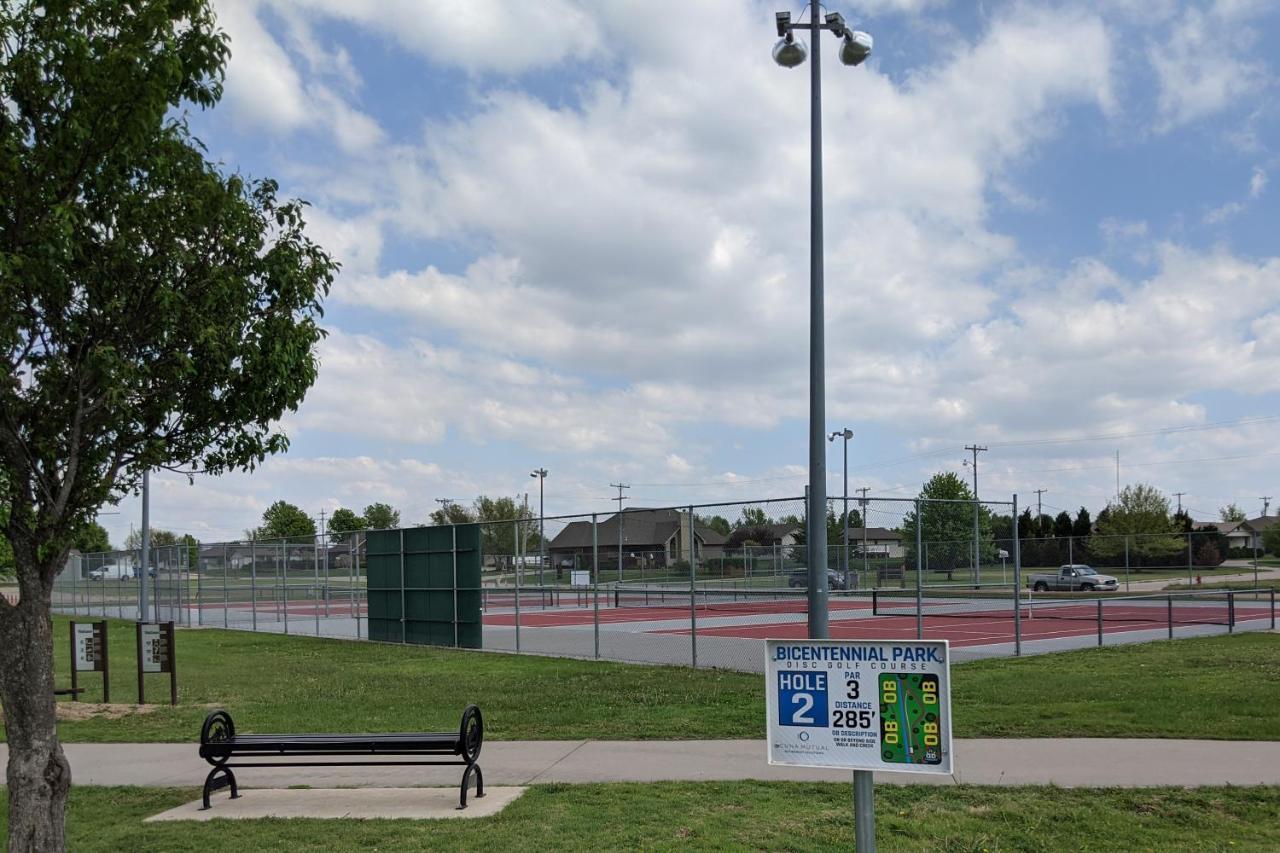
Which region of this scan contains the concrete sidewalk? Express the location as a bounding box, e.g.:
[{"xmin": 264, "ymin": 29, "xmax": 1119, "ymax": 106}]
[{"xmin": 4, "ymin": 740, "xmax": 1278, "ymax": 789}]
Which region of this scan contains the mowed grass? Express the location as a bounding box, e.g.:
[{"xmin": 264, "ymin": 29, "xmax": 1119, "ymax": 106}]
[
  {"xmin": 10, "ymin": 617, "xmax": 1279, "ymax": 742},
  {"xmin": 3, "ymin": 783, "xmax": 1279, "ymax": 852},
  {"xmin": 31, "ymin": 616, "xmax": 759, "ymax": 742}
]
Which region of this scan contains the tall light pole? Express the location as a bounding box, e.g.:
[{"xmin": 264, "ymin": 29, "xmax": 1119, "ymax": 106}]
[
  {"xmin": 774, "ymin": 8, "xmax": 874, "ymax": 851},
  {"xmin": 139, "ymin": 469, "xmax": 150, "ymax": 622},
  {"xmin": 829, "ymin": 428, "xmax": 853, "ymax": 591},
  {"xmin": 531, "ymin": 469, "xmax": 547, "ymax": 586},
  {"xmin": 773, "ymin": 4, "xmax": 872, "ymax": 642}
]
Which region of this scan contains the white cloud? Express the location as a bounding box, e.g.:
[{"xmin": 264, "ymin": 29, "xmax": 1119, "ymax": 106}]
[
  {"xmin": 277, "ymin": 0, "xmax": 604, "ymax": 74},
  {"xmin": 213, "ymin": 0, "xmax": 384, "ymax": 152},
  {"xmin": 1250, "ymin": 166, "xmax": 1267, "ymax": 198},
  {"xmin": 1148, "ymin": 5, "xmax": 1269, "ymax": 131}
]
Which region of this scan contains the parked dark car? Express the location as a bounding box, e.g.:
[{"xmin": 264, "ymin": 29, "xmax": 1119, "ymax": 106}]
[{"xmin": 788, "ymin": 569, "xmax": 847, "ymax": 591}]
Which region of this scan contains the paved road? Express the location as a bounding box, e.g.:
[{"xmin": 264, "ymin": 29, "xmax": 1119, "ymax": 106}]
[
  {"xmin": 6, "ymin": 739, "xmax": 1278, "ymax": 789},
  {"xmin": 1123, "ymin": 566, "xmax": 1279, "ymax": 592}
]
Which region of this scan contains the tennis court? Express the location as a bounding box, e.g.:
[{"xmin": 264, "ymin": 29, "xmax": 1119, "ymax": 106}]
[{"xmin": 478, "ymin": 584, "xmax": 1277, "ymax": 670}]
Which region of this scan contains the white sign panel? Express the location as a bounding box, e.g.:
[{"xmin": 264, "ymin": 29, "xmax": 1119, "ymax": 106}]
[
  {"xmin": 571, "ymin": 570, "xmax": 591, "ymax": 587},
  {"xmin": 765, "ymin": 639, "xmax": 952, "ymax": 774},
  {"xmin": 74, "ymin": 623, "xmax": 97, "ymax": 672},
  {"xmin": 141, "ymin": 623, "xmax": 163, "ymax": 673}
]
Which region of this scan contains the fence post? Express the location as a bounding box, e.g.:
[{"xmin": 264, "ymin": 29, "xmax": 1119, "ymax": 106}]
[
  {"xmin": 1187, "ymin": 532, "xmax": 1193, "ymax": 587},
  {"xmin": 915, "ymin": 499, "xmax": 923, "ymax": 640},
  {"xmin": 1167, "ymin": 595, "xmax": 1173, "ymax": 640},
  {"xmin": 196, "ymin": 542, "xmax": 203, "ymax": 627},
  {"xmin": 1096, "ymin": 598, "xmax": 1103, "ymax": 647},
  {"xmin": 281, "ymin": 541, "xmax": 289, "ymax": 635},
  {"xmin": 1227, "ymin": 591, "xmax": 1234, "ymax": 634},
  {"xmin": 314, "ymin": 536, "xmax": 321, "ymax": 636},
  {"xmin": 1124, "ymin": 537, "xmax": 1130, "ymax": 592},
  {"xmin": 222, "ymin": 542, "xmax": 229, "ymax": 629},
  {"xmin": 689, "ymin": 504, "xmax": 697, "ymax": 669},
  {"xmin": 250, "ymin": 535, "xmax": 258, "ymax": 632},
  {"xmin": 354, "ymin": 536, "xmax": 362, "ymax": 640},
  {"xmin": 513, "ymin": 520, "xmax": 521, "ymax": 653},
  {"xmin": 1271, "ymin": 588, "xmax": 1276, "ymax": 630},
  {"xmin": 592, "ymin": 513, "xmax": 600, "ymax": 660},
  {"xmin": 1012, "ymin": 493, "xmax": 1021, "ymax": 657}
]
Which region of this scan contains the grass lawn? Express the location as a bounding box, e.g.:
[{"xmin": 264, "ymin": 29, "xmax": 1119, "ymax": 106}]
[
  {"xmin": 3, "ymin": 783, "xmax": 1279, "ymax": 851},
  {"xmin": 1165, "ymin": 580, "xmax": 1280, "ymax": 592},
  {"xmin": 9, "ymin": 617, "xmax": 1278, "ymax": 743}
]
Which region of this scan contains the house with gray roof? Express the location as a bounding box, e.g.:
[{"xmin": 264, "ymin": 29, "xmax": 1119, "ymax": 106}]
[{"xmin": 548, "ymin": 508, "xmax": 727, "ymax": 571}]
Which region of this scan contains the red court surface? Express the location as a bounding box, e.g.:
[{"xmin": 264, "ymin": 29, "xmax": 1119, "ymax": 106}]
[{"xmin": 479, "ymin": 597, "xmax": 1273, "ymax": 648}]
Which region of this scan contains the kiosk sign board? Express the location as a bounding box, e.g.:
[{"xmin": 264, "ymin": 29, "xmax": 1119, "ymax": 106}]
[
  {"xmin": 765, "ymin": 639, "xmax": 952, "ymax": 774},
  {"xmin": 140, "ymin": 623, "xmax": 166, "ymax": 673},
  {"xmin": 570, "ymin": 570, "xmax": 591, "ymax": 588},
  {"xmin": 74, "ymin": 622, "xmax": 103, "ymax": 672}
]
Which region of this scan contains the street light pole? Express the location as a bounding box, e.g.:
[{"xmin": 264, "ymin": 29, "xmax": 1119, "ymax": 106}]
[
  {"xmin": 774, "ymin": 8, "xmax": 874, "ymax": 851},
  {"xmin": 531, "ymin": 469, "xmax": 547, "ymax": 586}
]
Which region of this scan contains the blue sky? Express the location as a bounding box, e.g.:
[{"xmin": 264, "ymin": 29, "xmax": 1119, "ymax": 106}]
[{"xmin": 103, "ymin": 0, "xmax": 1280, "ymax": 544}]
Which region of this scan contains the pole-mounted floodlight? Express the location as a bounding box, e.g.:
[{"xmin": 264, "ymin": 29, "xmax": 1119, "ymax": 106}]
[
  {"xmin": 775, "ymin": 9, "xmax": 872, "ymax": 69},
  {"xmin": 840, "ymin": 30, "xmax": 873, "ymax": 66},
  {"xmin": 773, "ymin": 13, "xmax": 808, "ymax": 68}
]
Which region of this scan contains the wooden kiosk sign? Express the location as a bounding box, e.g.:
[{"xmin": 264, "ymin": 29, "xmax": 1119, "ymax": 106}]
[
  {"xmin": 69, "ymin": 620, "xmax": 109, "ymax": 702},
  {"xmin": 136, "ymin": 621, "xmax": 177, "ymax": 705}
]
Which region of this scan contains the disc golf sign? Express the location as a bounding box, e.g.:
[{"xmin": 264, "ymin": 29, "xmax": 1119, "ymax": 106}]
[
  {"xmin": 69, "ymin": 620, "xmax": 109, "ymax": 702},
  {"xmin": 765, "ymin": 638, "xmax": 952, "ymax": 773},
  {"xmin": 136, "ymin": 621, "xmax": 177, "ymax": 705}
]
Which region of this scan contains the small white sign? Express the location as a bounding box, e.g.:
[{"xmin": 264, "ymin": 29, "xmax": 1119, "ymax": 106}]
[
  {"xmin": 765, "ymin": 638, "xmax": 952, "ymax": 774},
  {"xmin": 74, "ymin": 623, "xmax": 97, "ymax": 671},
  {"xmin": 141, "ymin": 623, "xmax": 164, "ymax": 673},
  {"xmin": 571, "ymin": 570, "xmax": 591, "ymax": 587}
]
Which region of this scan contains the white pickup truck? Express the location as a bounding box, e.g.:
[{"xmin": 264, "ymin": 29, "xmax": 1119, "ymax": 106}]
[{"xmin": 1028, "ymin": 565, "xmax": 1118, "ymax": 592}]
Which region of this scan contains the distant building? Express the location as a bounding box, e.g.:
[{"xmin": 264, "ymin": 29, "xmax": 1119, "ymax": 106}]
[{"xmin": 548, "ymin": 508, "xmax": 727, "ymax": 570}]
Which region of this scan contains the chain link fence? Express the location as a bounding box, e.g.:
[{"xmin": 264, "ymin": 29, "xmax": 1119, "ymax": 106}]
[{"xmin": 52, "ymin": 494, "xmax": 1277, "ymax": 670}]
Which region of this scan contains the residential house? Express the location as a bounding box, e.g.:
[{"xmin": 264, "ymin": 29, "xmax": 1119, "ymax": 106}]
[{"xmin": 548, "ymin": 508, "xmax": 727, "ymax": 570}]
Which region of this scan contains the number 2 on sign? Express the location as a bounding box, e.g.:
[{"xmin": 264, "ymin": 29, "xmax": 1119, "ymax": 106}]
[{"xmin": 791, "ymin": 693, "xmax": 815, "ymax": 724}]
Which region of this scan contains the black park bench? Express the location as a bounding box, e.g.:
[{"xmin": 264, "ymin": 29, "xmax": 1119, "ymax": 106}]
[{"xmin": 197, "ymin": 705, "xmax": 484, "ymax": 810}]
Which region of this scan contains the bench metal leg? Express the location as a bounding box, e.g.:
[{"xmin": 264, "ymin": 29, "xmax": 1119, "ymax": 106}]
[
  {"xmin": 458, "ymin": 762, "xmax": 484, "ymax": 810},
  {"xmin": 201, "ymin": 766, "xmax": 239, "ymax": 810}
]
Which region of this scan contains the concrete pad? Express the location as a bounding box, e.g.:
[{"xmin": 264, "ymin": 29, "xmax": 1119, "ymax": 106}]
[{"xmin": 144, "ymin": 787, "xmax": 526, "ymax": 822}]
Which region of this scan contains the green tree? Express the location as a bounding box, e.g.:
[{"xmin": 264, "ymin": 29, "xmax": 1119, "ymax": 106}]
[
  {"xmin": 362, "ymin": 502, "xmax": 400, "ymax": 531},
  {"xmin": 327, "ymin": 507, "xmax": 364, "ymax": 544},
  {"xmin": 899, "ymin": 472, "xmax": 994, "ymax": 578},
  {"xmin": 1089, "ymin": 484, "xmax": 1183, "ymax": 565},
  {"xmin": 737, "ymin": 507, "xmax": 771, "ymax": 528},
  {"xmin": 700, "ymin": 515, "xmax": 732, "ymax": 537},
  {"xmin": 1052, "ymin": 511, "xmax": 1074, "ymax": 538},
  {"xmin": 72, "ymin": 522, "xmax": 111, "ymax": 554},
  {"xmin": 257, "ymin": 501, "xmax": 317, "ymax": 542},
  {"xmin": 429, "ymin": 502, "xmax": 476, "ymax": 526},
  {"xmin": 0, "ymin": 3, "xmax": 335, "ymax": 843},
  {"xmin": 1072, "ymin": 508, "xmax": 1092, "ymax": 538},
  {"xmin": 1219, "ymin": 503, "xmax": 1247, "ymax": 523},
  {"xmin": 1262, "ymin": 524, "xmax": 1280, "ymax": 556},
  {"xmin": 125, "ymin": 528, "xmax": 178, "ymax": 550}
]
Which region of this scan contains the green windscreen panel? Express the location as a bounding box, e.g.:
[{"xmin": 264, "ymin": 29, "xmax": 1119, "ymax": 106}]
[{"xmin": 364, "ymin": 524, "xmax": 482, "ymax": 649}]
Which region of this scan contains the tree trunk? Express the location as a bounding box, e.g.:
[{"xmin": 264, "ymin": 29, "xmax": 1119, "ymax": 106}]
[{"xmin": 0, "ymin": 570, "xmax": 71, "ymax": 853}]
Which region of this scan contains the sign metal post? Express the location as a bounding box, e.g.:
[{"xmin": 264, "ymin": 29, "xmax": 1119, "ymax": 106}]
[
  {"xmin": 70, "ymin": 620, "xmax": 109, "ymax": 703},
  {"xmin": 766, "ymin": 638, "xmax": 953, "ymax": 852},
  {"xmin": 137, "ymin": 621, "xmax": 177, "ymax": 705}
]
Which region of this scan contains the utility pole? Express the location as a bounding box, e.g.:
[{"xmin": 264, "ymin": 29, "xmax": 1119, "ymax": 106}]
[
  {"xmin": 434, "ymin": 498, "xmax": 453, "ymax": 517},
  {"xmin": 964, "ymin": 445, "xmax": 987, "ymax": 585},
  {"xmin": 610, "ymin": 483, "xmax": 630, "ymax": 577},
  {"xmin": 139, "ymin": 469, "xmax": 150, "ymax": 622},
  {"xmin": 1262, "ymin": 496, "xmax": 1273, "ymax": 518},
  {"xmin": 1172, "ymin": 492, "xmax": 1185, "ymax": 516},
  {"xmin": 1115, "ymin": 451, "xmax": 1121, "ymax": 499},
  {"xmin": 1033, "ymin": 489, "xmax": 1047, "ymax": 522}
]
